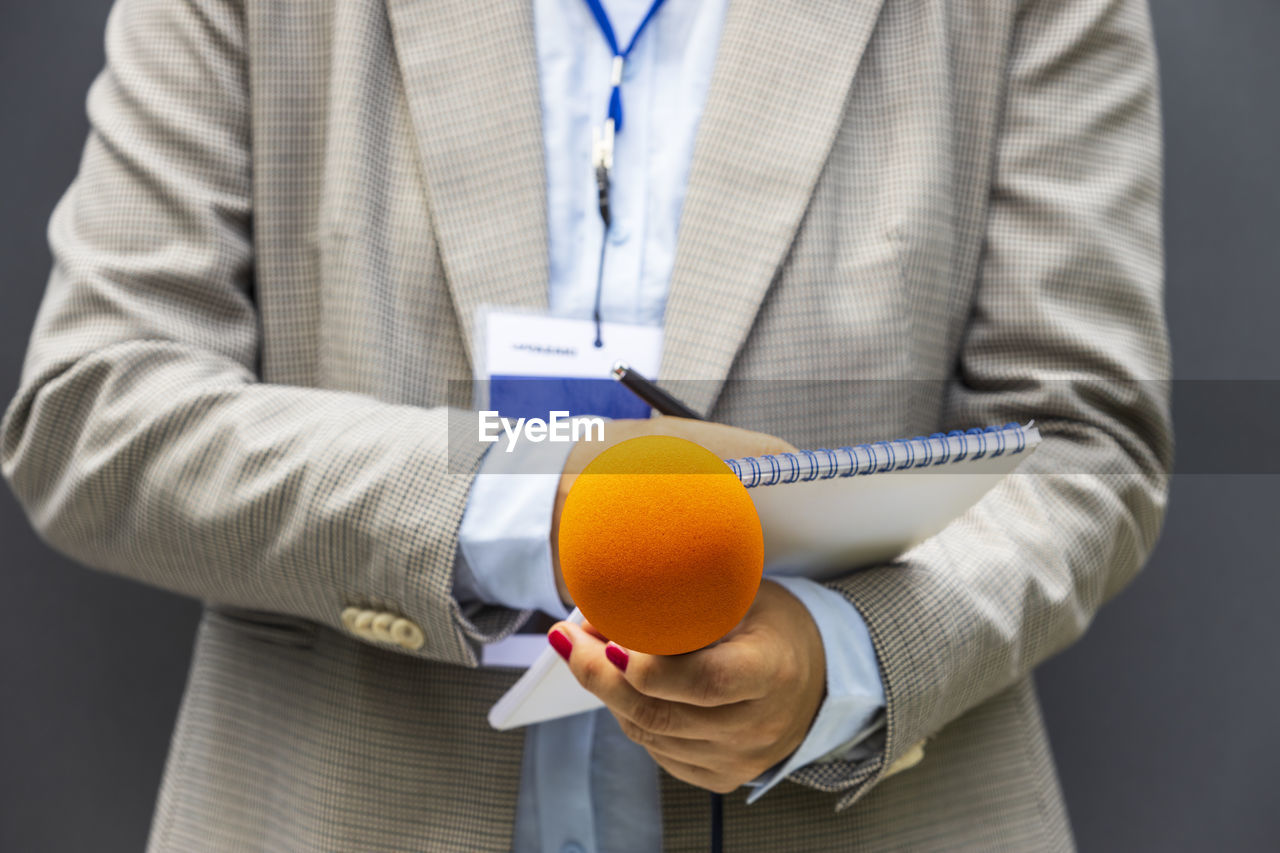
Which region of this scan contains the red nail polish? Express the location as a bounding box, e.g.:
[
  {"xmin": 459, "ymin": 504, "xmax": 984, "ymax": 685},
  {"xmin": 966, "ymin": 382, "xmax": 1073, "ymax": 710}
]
[
  {"xmin": 605, "ymin": 643, "xmax": 629, "ymax": 672},
  {"xmin": 548, "ymin": 629, "xmax": 572, "ymax": 662}
]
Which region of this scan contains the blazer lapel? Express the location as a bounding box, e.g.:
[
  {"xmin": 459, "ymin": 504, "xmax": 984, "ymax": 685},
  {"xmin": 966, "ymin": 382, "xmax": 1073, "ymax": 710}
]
[
  {"xmin": 660, "ymin": 0, "xmax": 888, "ymax": 414},
  {"xmin": 386, "ymin": 0, "xmax": 550, "ymax": 363}
]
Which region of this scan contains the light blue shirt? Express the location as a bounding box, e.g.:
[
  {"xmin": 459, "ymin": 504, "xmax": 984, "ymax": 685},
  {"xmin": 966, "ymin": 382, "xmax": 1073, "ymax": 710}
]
[{"xmin": 454, "ymin": 0, "xmax": 885, "ymax": 849}]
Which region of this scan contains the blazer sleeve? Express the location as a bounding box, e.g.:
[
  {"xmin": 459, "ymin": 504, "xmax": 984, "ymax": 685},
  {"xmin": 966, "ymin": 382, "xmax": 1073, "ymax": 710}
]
[
  {"xmin": 787, "ymin": 0, "xmax": 1173, "ymax": 809},
  {"xmin": 0, "ymin": 0, "xmax": 523, "ymax": 666}
]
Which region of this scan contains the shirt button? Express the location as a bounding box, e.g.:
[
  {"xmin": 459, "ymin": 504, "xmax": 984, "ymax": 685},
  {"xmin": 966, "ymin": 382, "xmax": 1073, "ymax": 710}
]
[
  {"xmin": 609, "ymin": 224, "xmax": 630, "ymax": 245},
  {"xmin": 561, "ymin": 843, "xmax": 586, "ymax": 853}
]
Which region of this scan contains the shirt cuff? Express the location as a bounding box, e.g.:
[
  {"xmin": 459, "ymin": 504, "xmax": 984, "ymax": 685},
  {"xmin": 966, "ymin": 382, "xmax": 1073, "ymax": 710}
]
[
  {"xmin": 744, "ymin": 575, "xmax": 886, "ymax": 804},
  {"xmin": 453, "ymin": 433, "xmax": 578, "ymax": 620}
]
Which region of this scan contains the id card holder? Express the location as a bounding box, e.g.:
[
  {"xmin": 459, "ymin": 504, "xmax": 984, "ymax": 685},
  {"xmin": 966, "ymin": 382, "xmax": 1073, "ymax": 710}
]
[{"xmin": 475, "ymin": 308, "xmax": 662, "ymax": 420}]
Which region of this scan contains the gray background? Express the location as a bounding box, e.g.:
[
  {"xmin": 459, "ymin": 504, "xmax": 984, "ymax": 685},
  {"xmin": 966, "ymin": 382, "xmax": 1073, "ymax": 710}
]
[{"xmin": 1, "ymin": 0, "xmax": 1276, "ymax": 850}]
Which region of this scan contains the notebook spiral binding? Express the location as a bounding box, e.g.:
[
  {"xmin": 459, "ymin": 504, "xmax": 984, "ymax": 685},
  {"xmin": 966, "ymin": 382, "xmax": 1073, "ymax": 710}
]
[{"xmin": 725, "ymin": 422, "xmax": 1034, "ymax": 489}]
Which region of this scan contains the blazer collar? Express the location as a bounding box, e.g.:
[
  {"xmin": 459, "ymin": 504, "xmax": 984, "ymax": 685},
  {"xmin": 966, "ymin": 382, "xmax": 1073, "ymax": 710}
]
[
  {"xmin": 386, "ymin": 0, "xmax": 551, "ymax": 364},
  {"xmin": 659, "ymin": 0, "xmax": 888, "ymax": 414},
  {"xmin": 387, "ymin": 0, "xmax": 887, "ymax": 402}
]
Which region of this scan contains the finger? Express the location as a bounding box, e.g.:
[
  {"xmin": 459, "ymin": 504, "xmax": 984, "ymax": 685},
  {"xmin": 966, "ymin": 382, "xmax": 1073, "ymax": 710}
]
[
  {"xmin": 647, "ymin": 750, "xmax": 743, "ymax": 796},
  {"xmin": 612, "ymin": 715, "xmax": 715, "ymax": 763},
  {"xmin": 612, "ymin": 713, "xmax": 769, "ymax": 778},
  {"xmin": 615, "ymin": 637, "xmax": 771, "ymax": 707},
  {"xmin": 578, "ymin": 619, "xmax": 608, "ymax": 642},
  {"xmin": 652, "ymin": 417, "xmax": 798, "ymax": 458},
  {"xmin": 554, "ymin": 623, "xmax": 727, "ymax": 739}
]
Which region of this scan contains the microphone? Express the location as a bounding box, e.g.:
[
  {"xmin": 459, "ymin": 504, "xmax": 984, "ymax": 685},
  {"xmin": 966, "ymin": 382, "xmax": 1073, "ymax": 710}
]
[{"xmin": 557, "ymin": 435, "xmax": 763, "ymax": 655}]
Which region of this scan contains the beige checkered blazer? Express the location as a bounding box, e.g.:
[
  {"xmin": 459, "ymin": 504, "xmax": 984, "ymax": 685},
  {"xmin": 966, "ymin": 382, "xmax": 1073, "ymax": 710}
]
[{"xmin": 2, "ymin": 0, "xmax": 1171, "ymax": 849}]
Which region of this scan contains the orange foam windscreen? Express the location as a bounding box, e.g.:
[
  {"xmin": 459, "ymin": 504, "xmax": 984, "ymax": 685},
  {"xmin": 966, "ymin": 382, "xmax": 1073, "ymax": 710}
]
[{"xmin": 557, "ymin": 435, "xmax": 764, "ymax": 655}]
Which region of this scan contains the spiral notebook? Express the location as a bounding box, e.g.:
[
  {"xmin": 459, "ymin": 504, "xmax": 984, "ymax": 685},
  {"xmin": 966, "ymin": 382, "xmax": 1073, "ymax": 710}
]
[
  {"xmin": 488, "ymin": 422, "xmax": 1041, "ymax": 730},
  {"xmin": 729, "ymin": 421, "xmax": 1041, "ymax": 581}
]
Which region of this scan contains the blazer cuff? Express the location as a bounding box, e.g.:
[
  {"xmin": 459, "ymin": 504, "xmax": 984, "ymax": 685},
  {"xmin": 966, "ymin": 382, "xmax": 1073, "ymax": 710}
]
[
  {"xmin": 744, "ymin": 576, "xmax": 885, "ymax": 803},
  {"xmin": 454, "ymin": 436, "xmax": 575, "ymax": 619}
]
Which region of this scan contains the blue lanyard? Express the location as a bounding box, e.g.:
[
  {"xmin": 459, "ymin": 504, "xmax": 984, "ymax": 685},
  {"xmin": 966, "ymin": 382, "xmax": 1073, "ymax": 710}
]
[
  {"xmin": 583, "ymin": 0, "xmax": 671, "ymax": 347},
  {"xmin": 581, "ymin": 0, "xmax": 671, "ymax": 133}
]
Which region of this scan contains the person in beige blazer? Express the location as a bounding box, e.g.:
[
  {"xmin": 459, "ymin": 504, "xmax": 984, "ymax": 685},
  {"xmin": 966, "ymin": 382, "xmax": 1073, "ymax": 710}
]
[{"xmin": 1, "ymin": 0, "xmax": 1171, "ymax": 849}]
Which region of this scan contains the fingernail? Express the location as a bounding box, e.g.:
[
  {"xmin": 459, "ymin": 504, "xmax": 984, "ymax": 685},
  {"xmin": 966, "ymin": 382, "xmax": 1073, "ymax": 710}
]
[
  {"xmin": 548, "ymin": 629, "xmax": 572, "ymax": 662},
  {"xmin": 605, "ymin": 643, "xmax": 629, "ymax": 672}
]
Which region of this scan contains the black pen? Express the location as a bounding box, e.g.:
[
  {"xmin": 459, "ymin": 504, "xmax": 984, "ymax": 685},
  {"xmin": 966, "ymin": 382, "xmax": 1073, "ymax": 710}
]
[{"xmin": 611, "ymin": 361, "xmax": 704, "ymax": 420}]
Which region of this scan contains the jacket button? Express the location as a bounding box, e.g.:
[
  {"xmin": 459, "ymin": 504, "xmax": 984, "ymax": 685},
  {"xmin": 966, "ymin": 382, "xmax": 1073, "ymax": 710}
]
[
  {"xmin": 390, "ymin": 617, "xmax": 426, "ymax": 651},
  {"xmin": 352, "ymin": 609, "xmax": 376, "ymax": 639},
  {"xmin": 371, "ymin": 612, "xmax": 396, "ymax": 643},
  {"xmin": 340, "ymin": 607, "xmax": 361, "ymax": 632}
]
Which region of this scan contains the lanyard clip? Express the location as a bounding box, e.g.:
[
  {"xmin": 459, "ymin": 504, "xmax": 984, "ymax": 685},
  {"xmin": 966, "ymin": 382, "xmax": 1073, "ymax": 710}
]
[
  {"xmin": 591, "ymin": 118, "xmax": 615, "ymax": 227},
  {"xmin": 591, "ymin": 117, "xmax": 615, "ymax": 175}
]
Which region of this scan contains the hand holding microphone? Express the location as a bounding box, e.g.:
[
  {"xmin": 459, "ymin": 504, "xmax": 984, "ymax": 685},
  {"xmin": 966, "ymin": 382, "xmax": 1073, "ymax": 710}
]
[{"xmin": 547, "ymin": 425, "xmax": 829, "ymax": 793}]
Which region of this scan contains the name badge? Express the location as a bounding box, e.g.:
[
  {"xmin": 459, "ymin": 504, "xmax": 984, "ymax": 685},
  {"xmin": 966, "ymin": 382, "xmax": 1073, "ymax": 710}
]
[{"xmin": 479, "ymin": 310, "xmax": 662, "ymax": 419}]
